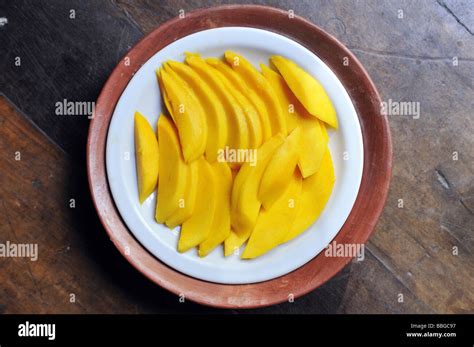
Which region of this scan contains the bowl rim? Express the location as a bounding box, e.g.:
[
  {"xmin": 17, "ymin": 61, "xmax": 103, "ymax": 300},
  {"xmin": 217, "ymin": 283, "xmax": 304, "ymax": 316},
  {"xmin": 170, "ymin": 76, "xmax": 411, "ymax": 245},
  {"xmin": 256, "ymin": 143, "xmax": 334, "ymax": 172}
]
[{"xmin": 87, "ymin": 4, "xmax": 392, "ymax": 309}]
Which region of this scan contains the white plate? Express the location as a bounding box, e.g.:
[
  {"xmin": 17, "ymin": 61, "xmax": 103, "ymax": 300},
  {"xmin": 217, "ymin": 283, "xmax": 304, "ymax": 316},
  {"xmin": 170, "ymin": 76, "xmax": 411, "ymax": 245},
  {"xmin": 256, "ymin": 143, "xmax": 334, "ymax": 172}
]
[{"xmin": 106, "ymin": 27, "xmax": 363, "ymax": 284}]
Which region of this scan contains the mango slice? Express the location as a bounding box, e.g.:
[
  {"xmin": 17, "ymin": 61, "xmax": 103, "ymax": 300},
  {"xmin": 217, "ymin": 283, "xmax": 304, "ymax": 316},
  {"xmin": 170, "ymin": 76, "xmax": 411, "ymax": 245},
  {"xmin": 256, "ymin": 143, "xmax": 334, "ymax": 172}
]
[
  {"xmin": 165, "ymin": 159, "xmax": 198, "ymax": 228},
  {"xmin": 157, "ymin": 71, "xmax": 173, "ymax": 119},
  {"xmin": 224, "ymin": 51, "xmax": 287, "ymax": 136},
  {"xmin": 155, "ymin": 115, "xmax": 188, "ymax": 223},
  {"xmin": 198, "ymin": 162, "xmax": 232, "ymax": 257},
  {"xmin": 297, "ymin": 116, "xmax": 328, "ymax": 178},
  {"xmin": 157, "ymin": 67, "xmax": 207, "ymax": 162},
  {"xmin": 178, "ymin": 158, "xmax": 217, "ymax": 253},
  {"xmin": 231, "ymin": 135, "xmax": 284, "ymax": 236},
  {"xmin": 320, "ymin": 119, "xmax": 329, "ymax": 142},
  {"xmin": 224, "ymin": 230, "xmax": 251, "ymax": 257},
  {"xmin": 165, "ymin": 61, "xmax": 227, "ymax": 162},
  {"xmin": 242, "ymin": 171, "xmax": 302, "ymax": 259},
  {"xmin": 134, "ymin": 111, "xmax": 159, "ymax": 204},
  {"xmin": 258, "ymin": 127, "xmax": 303, "ymax": 210},
  {"xmin": 185, "ymin": 53, "xmax": 249, "ymax": 159},
  {"xmin": 206, "ymin": 58, "xmax": 272, "ymax": 141},
  {"xmin": 270, "ymin": 55, "xmax": 338, "ymax": 129},
  {"xmin": 260, "ymin": 64, "xmax": 298, "ymax": 132},
  {"xmin": 282, "ymin": 148, "xmax": 335, "ymax": 243}
]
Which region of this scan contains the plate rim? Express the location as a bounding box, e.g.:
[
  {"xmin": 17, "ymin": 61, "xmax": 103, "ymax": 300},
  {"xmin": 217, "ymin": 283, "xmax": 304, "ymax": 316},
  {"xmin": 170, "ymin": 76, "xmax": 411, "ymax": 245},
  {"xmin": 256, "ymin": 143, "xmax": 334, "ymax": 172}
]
[{"xmin": 87, "ymin": 4, "xmax": 392, "ymax": 309}]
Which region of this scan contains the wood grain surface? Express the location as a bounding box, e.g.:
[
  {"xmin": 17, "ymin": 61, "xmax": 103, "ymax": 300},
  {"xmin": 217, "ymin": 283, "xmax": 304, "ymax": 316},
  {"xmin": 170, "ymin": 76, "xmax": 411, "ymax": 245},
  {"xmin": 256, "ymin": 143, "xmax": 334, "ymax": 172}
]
[{"xmin": 1, "ymin": 0, "xmax": 473, "ymax": 313}]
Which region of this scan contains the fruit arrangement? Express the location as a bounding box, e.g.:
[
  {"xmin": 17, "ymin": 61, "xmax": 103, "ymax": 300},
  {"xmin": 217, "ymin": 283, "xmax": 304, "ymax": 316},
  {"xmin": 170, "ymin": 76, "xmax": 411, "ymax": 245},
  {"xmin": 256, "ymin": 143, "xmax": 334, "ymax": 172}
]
[{"xmin": 134, "ymin": 51, "xmax": 337, "ymax": 259}]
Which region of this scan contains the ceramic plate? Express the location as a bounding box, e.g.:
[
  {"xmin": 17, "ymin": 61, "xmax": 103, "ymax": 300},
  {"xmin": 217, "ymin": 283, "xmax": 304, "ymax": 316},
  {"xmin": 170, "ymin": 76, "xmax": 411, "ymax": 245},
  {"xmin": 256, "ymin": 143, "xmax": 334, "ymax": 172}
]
[{"xmin": 105, "ymin": 27, "xmax": 363, "ymax": 284}]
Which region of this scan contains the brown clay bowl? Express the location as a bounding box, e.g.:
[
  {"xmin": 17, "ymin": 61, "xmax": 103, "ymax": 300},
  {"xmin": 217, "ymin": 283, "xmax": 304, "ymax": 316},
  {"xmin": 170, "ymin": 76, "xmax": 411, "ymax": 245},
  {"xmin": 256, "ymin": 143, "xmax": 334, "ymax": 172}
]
[{"xmin": 87, "ymin": 5, "xmax": 392, "ymax": 308}]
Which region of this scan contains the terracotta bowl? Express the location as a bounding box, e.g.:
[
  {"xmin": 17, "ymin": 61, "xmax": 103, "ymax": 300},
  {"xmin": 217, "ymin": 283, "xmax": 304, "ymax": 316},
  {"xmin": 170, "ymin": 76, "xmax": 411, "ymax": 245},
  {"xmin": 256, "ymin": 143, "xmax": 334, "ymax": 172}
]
[{"xmin": 87, "ymin": 5, "xmax": 392, "ymax": 308}]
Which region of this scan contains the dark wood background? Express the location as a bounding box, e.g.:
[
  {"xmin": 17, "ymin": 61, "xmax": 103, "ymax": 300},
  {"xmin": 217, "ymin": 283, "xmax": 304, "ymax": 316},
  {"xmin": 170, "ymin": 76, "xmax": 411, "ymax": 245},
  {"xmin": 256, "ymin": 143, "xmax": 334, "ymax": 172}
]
[{"xmin": 0, "ymin": 0, "xmax": 472, "ymax": 313}]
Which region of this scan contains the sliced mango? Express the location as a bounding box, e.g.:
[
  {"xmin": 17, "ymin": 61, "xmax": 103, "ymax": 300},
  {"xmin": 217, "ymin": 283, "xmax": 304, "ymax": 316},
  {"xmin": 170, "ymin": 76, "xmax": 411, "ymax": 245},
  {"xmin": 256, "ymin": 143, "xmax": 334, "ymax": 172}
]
[
  {"xmin": 270, "ymin": 55, "xmax": 338, "ymax": 128},
  {"xmin": 157, "ymin": 67, "xmax": 207, "ymax": 162},
  {"xmin": 211, "ymin": 67, "xmax": 263, "ymax": 149},
  {"xmin": 242, "ymin": 171, "xmax": 302, "ymax": 259},
  {"xmin": 258, "ymin": 127, "xmax": 303, "ymax": 210},
  {"xmin": 185, "ymin": 53, "xmax": 249, "ymax": 158},
  {"xmin": 224, "ymin": 51, "xmax": 287, "ymax": 136},
  {"xmin": 206, "ymin": 58, "xmax": 272, "ymax": 141},
  {"xmin": 178, "ymin": 158, "xmax": 217, "ymax": 253},
  {"xmin": 165, "ymin": 61, "xmax": 227, "ymax": 162},
  {"xmin": 260, "ymin": 64, "xmax": 327, "ymax": 177},
  {"xmin": 224, "ymin": 230, "xmax": 251, "ymax": 257},
  {"xmin": 298, "ymin": 115, "xmax": 328, "ymax": 178},
  {"xmin": 155, "ymin": 115, "xmax": 188, "ymax": 223},
  {"xmin": 320, "ymin": 119, "xmax": 329, "ymax": 143},
  {"xmin": 199, "ymin": 162, "xmax": 232, "ymax": 257},
  {"xmin": 260, "ymin": 64, "xmax": 298, "ymax": 132},
  {"xmin": 146, "ymin": 52, "xmax": 338, "ymax": 259},
  {"xmin": 165, "ymin": 159, "xmax": 198, "ymax": 228},
  {"xmin": 157, "ymin": 71, "xmax": 173, "ymax": 118},
  {"xmin": 231, "ymin": 135, "xmax": 284, "ymax": 236},
  {"xmin": 282, "ymin": 148, "xmax": 335, "ymax": 243},
  {"xmin": 134, "ymin": 111, "xmax": 159, "ymax": 204}
]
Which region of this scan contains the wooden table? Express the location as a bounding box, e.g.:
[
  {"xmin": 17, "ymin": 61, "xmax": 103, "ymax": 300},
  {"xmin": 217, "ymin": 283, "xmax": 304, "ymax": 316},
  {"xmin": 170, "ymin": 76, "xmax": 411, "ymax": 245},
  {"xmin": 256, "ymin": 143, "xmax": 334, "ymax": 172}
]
[{"xmin": 1, "ymin": 0, "xmax": 472, "ymax": 314}]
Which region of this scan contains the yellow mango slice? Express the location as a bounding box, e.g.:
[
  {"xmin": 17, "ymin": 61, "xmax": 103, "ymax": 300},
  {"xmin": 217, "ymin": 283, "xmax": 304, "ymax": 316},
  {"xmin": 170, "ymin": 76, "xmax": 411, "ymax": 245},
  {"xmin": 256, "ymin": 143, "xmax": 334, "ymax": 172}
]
[
  {"xmin": 185, "ymin": 53, "xmax": 249, "ymax": 158},
  {"xmin": 298, "ymin": 115, "xmax": 328, "ymax": 178},
  {"xmin": 155, "ymin": 115, "xmax": 188, "ymax": 223},
  {"xmin": 157, "ymin": 67, "xmax": 207, "ymax": 162},
  {"xmin": 258, "ymin": 127, "xmax": 303, "ymax": 210},
  {"xmin": 282, "ymin": 148, "xmax": 335, "ymax": 243},
  {"xmin": 165, "ymin": 159, "xmax": 198, "ymax": 228},
  {"xmin": 242, "ymin": 171, "xmax": 302, "ymax": 259},
  {"xmin": 211, "ymin": 67, "xmax": 263, "ymax": 149},
  {"xmin": 224, "ymin": 51, "xmax": 287, "ymax": 136},
  {"xmin": 206, "ymin": 58, "xmax": 272, "ymax": 141},
  {"xmin": 260, "ymin": 64, "xmax": 298, "ymax": 132},
  {"xmin": 320, "ymin": 119, "xmax": 329, "ymax": 142},
  {"xmin": 260, "ymin": 64, "xmax": 328, "ymax": 177},
  {"xmin": 224, "ymin": 230, "xmax": 251, "ymax": 257},
  {"xmin": 270, "ymin": 55, "xmax": 338, "ymax": 129},
  {"xmin": 165, "ymin": 61, "xmax": 227, "ymax": 162},
  {"xmin": 134, "ymin": 111, "xmax": 159, "ymax": 204},
  {"xmin": 157, "ymin": 71, "xmax": 173, "ymax": 118},
  {"xmin": 231, "ymin": 135, "xmax": 284, "ymax": 236},
  {"xmin": 178, "ymin": 158, "xmax": 217, "ymax": 253},
  {"xmin": 198, "ymin": 162, "xmax": 232, "ymax": 257}
]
